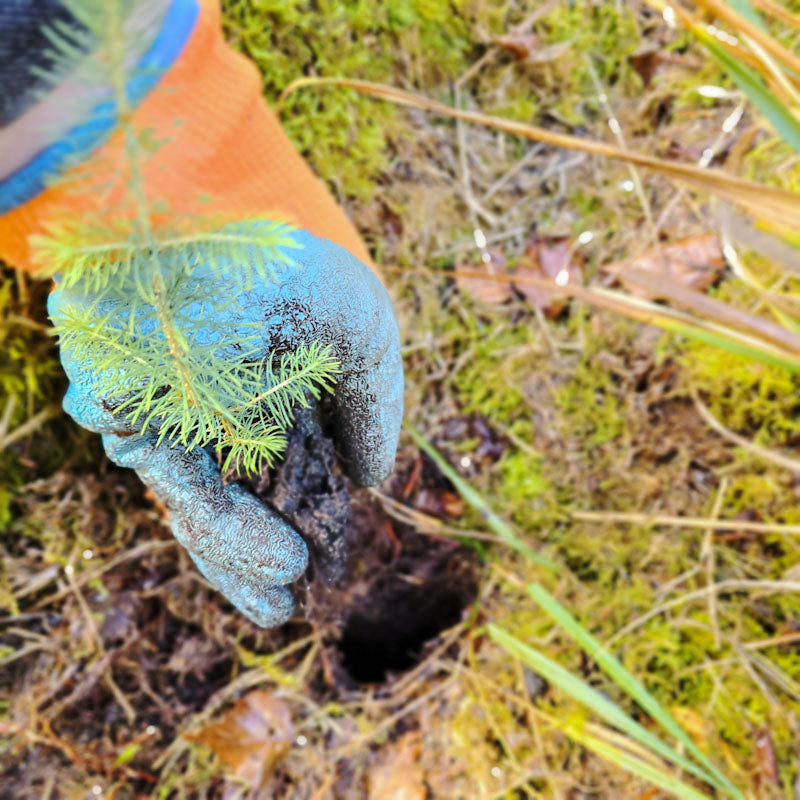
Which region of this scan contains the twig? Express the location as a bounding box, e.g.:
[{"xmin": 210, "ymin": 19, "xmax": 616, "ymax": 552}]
[
  {"xmin": 702, "ymin": 478, "xmax": 728, "ymax": 649},
  {"xmin": 454, "ymin": 85, "xmax": 497, "ymax": 229},
  {"xmin": 606, "ymin": 579, "xmax": 800, "ymax": 646},
  {"xmin": 0, "ymin": 395, "xmax": 17, "ymax": 439},
  {"xmin": 744, "ymin": 631, "xmax": 800, "ymax": 650},
  {"xmin": 571, "ymin": 509, "xmax": 800, "ymax": 535},
  {"xmin": 692, "ymin": 389, "xmax": 800, "ymax": 473},
  {"xmin": 0, "ymin": 404, "xmax": 61, "ymax": 452}
]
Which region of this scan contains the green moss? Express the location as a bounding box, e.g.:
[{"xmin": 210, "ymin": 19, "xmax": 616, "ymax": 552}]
[
  {"xmin": 553, "ymin": 361, "xmax": 625, "ymax": 449},
  {"xmin": 0, "ymin": 273, "xmax": 74, "ymax": 523},
  {"xmin": 679, "ymin": 280, "xmax": 800, "ymax": 450},
  {"xmin": 221, "ymin": 0, "xmax": 475, "ymax": 199},
  {"xmin": 220, "ymin": 0, "xmax": 644, "ymax": 213}
]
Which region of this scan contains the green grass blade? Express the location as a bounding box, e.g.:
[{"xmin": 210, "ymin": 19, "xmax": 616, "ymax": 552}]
[
  {"xmin": 567, "ymin": 726, "xmax": 716, "ymax": 800},
  {"xmin": 655, "ymin": 316, "xmax": 800, "ymax": 373},
  {"xmin": 701, "ymin": 35, "xmax": 800, "ymax": 153},
  {"xmin": 586, "ymin": 287, "xmax": 800, "ymax": 373},
  {"xmin": 525, "ymin": 584, "xmax": 743, "ymax": 799},
  {"xmin": 405, "ymin": 424, "xmax": 557, "ymax": 570},
  {"xmin": 488, "ymin": 625, "xmax": 729, "ymax": 796},
  {"xmin": 730, "ymin": 0, "xmax": 767, "ymax": 28}
]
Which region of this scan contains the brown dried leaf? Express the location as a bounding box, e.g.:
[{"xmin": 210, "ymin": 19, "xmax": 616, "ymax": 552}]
[
  {"xmin": 414, "ymin": 488, "xmax": 464, "ymax": 519},
  {"xmin": 491, "ymin": 34, "xmax": 571, "ymax": 63},
  {"xmin": 492, "ymin": 32, "xmax": 539, "ymax": 59},
  {"xmin": 629, "ymin": 49, "xmax": 700, "ymax": 85},
  {"xmin": 514, "ymin": 235, "xmax": 585, "ymax": 317},
  {"xmin": 368, "ymin": 731, "xmax": 427, "ymax": 800},
  {"xmin": 630, "ymin": 50, "xmax": 666, "ymax": 86},
  {"xmin": 185, "ymin": 691, "xmax": 293, "ymax": 789},
  {"xmin": 455, "ymin": 248, "xmax": 512, "ymax": 304},
  {"xmin": 754, "ymin": 727, "xmax": 781, "ymax": 787},
  {"xmin": 605, "ymin": 233, "xmax": 725, "ymax": 298}
]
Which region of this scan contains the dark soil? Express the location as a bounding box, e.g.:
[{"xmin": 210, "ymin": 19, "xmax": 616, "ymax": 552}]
[{"xmin": 248, "ymin": 411, "xmax": 480, "ymax": 687}]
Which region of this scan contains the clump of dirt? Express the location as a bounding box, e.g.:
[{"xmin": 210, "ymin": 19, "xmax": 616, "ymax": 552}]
[
  {"xmin": 248, "ymin": 409, "xmax": 352, "ymax": 583},
  {"xmin": 247, "ymin": 411, "xmax": 480, "ymax": 686}
]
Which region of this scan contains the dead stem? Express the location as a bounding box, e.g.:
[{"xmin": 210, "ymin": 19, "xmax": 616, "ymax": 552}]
[{"xmin": 572, "ymin": 509, "xmax": 800, "ymax": 535}]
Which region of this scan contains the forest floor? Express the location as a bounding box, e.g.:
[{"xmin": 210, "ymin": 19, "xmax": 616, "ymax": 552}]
[{"xmin": 2, "ymin": 1, "xmax": 800, "ymax": 798}]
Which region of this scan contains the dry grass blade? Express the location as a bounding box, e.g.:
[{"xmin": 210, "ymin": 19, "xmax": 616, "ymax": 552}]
[
  {"xmin": 279, "ymin": 78, "xmax": 800, "ymax": 230},
  {"xmin": 621, "ymin": 267, "xmax": 800, "ymax": 356},
  {"xmin": 752, "ymin": 0, "xmax": 800, "ymax": 30},
  {"xmin": 691, "ymin": 389, "xmax": 800, "ymax": 472},
  {"xmin": 0, "ymin": 404, "xmax": 61, "ymax": 452},
  {"xmin": 389, "ymin": 262, "xmax": 800, "ymax": 372},
  {"xmin": 572, "ymin": 510, "xmax": 800, "ymax": 535},
  {"xmin": 652, "ymin": 0, "xmax": 800, "ymax": 92},
  {"xmin": 692, "ymin": 0, "xmax": 800, "ymax": 76},
  {"xmin": 448, "ymin": 264, "xmax": 800, "ymax": 370}
]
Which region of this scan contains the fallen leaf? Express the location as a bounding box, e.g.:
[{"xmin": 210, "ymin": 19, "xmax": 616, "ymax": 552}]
[
  {"xmin": 455, "ymin": 248, "xmax": 513, "ymax": 304},
  {"xmin": 492, "ymin": 34, "xmax": 571, "ymax": 63},
  {"xmin": 514, "ymin": 235, "xmax": 585, "ymax": 317},
  {"xmin": 414, "ymin": 488, "xmax": 464, "ymax": 519},
  {"xmin": 185, "ymin": 691, "xmax": 293, "ymax": 791},
  {"xmin": 368, "ymin": 731, "xmax": 427, "ymax": 800},
  {"xmin": 629, "ymin": 48, "xmax": 701, "ymax": 86},
  {"xmin": 492, "ymin": 32, "xmax": 539, "ymax": 59},
  {"xmin": 604, "ymin": 233, "xmax": 725, "ymax": 298},
  {"xmin": 754, "ymin": 727, "xmax": 781, "ymax": 787},
  {"xmin": 630, "ymin": 50, "xmax": 666, "ymax": 86}
]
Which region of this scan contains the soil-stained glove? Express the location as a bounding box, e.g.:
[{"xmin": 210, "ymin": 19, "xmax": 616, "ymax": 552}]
[
  {"xmin": 0, "ymin": 0, "xmax": 404, "ymax": 626},
  {"xmin": 48, "ymin": 229, "xmax": 403, "ymax": 627}
]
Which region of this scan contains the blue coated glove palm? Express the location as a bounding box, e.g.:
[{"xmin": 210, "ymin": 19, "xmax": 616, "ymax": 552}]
[{"xmin": 48, "ymin": 229, "xmax": 404, "ymax": 627}]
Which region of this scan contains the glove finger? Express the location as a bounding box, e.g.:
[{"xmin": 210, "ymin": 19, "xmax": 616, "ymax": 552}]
[
  {"xmin": 264, "ymin": 230, "xmax": 404, "ymax": 486},
  {"xmin": 62, "ymin": 380, "xmax": 136, "ymax": 434},
  {"xmin": 325, "ymin": 341, "xmax": 404, "ymax": 486},
  {"xmin": 187, "ymin": 553, "xmax": 297, "ymax": 628},
  {"xmin": 103, "ymin": 431, "xmax": 308, "ymax": 589}
]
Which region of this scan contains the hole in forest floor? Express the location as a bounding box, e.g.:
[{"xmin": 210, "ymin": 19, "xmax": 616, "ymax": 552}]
[
  {"xmin": 337, "ymin": 544, "xmax": 479, "ymax": 684},
  {"xmin": 249, "ymin": 414, "xmax": 481, "ymax": 686}
]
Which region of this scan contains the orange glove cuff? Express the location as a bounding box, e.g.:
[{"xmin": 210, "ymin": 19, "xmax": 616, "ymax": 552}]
[{"xmin": 0, "ymin": 0, "xmax": 372, "ymax": 273}]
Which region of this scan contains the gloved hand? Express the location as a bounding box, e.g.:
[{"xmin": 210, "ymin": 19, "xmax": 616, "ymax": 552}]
[
  {"xmin": 0, "ymin": 0, "xmax": 404, "ymax": 627},
  {"xmin": 48, "ymin": 228, "xmax": 403, "ymax": 627}
]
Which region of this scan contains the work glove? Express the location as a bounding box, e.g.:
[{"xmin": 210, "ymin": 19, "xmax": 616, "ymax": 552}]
[
  {"xmin": 48, "ymin": 228, "xmax": 403, "ymax": 627},
  {"xmin": 1, "ymin": 0, "xmax": 404, "ymax": 627}
]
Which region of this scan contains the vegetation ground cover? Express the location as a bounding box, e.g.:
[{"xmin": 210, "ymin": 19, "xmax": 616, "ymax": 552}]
[{"xmin": 2, "ymin": 1, "xmax": 800, "ymax": 797}]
